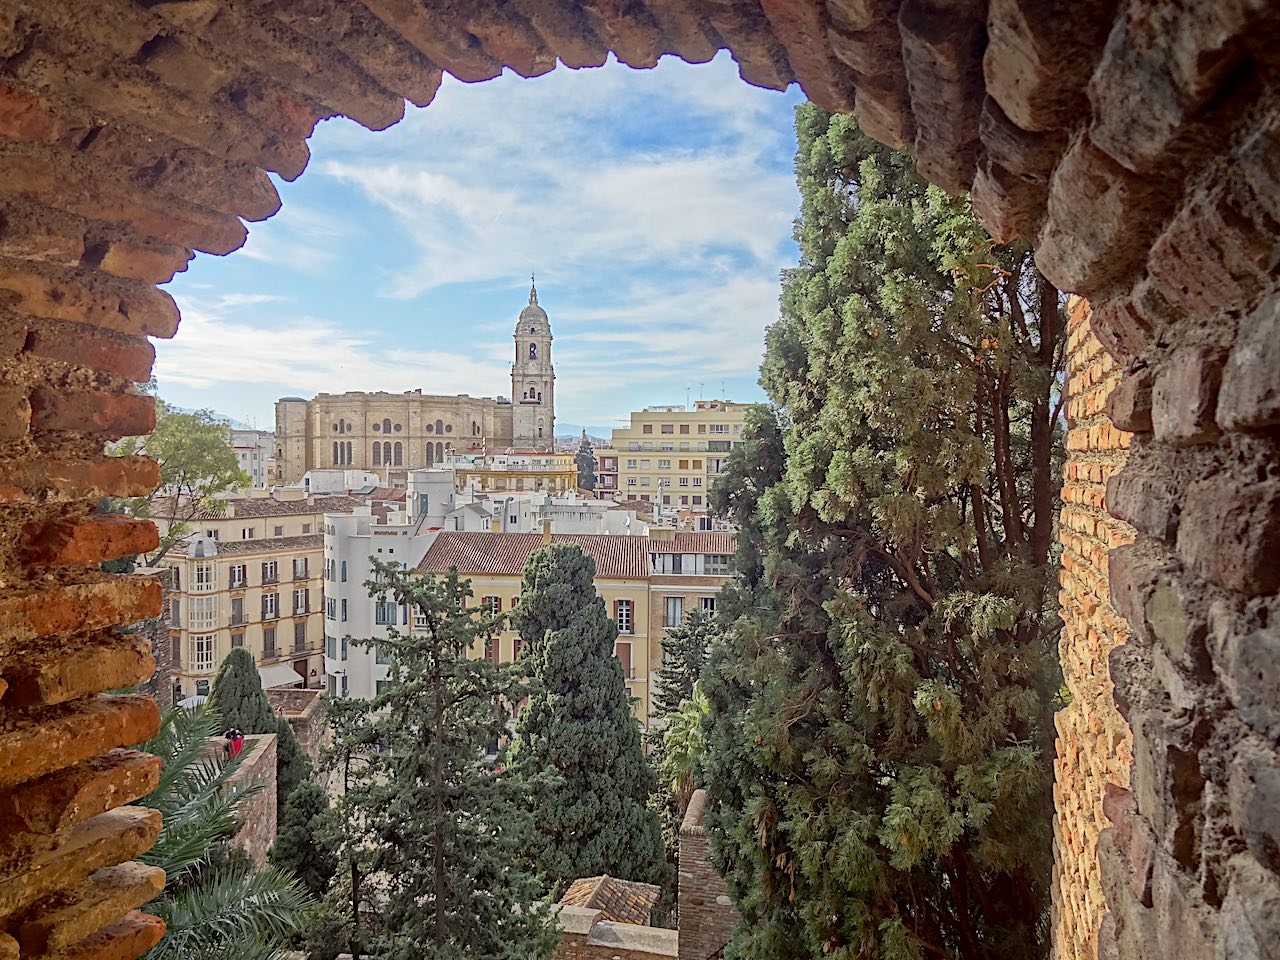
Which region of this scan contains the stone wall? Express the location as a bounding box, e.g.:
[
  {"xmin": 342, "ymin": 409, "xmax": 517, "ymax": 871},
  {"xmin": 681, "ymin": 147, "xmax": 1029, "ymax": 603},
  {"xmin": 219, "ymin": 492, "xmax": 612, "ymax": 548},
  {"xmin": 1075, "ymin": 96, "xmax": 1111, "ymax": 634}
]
[
  {"xmin": 130, "ymin": 566, "xmax": 175, "ymax": 714},
  {"xmin": 554, "ymin": 906, "xmax": 679, "ymax": 960},
  {"xmin": 218, "ymin": 733, "xmax": 277, "ymax": 870},
  {"xmin": 0, "ymin": 2, "xmax": 1276, "ymax": 957},
  {"xmin": 677, "ymin": 791, "xmax": 735, "ymax": 960},
  {"xmin": 1050, "ymin": 300, "xmax": 1136, "ymax": 959},
  {"xmin": 267, "ymin": 687, "xmax": 328, "ymax": 766}
]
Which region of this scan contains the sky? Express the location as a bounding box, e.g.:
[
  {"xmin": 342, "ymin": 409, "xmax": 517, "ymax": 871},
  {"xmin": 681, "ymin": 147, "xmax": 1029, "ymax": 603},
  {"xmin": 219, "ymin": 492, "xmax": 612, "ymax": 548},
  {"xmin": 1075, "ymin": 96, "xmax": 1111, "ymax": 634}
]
[{"xmin": 155, "ymin": 53, "xmax": 806, "ymax": 436}]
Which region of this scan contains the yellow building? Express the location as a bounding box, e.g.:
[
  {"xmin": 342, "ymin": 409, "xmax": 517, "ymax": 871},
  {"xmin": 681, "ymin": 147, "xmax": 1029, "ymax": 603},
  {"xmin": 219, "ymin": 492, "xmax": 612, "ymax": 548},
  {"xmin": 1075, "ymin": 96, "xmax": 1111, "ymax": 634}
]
[
  {"xmin": 413, "ymin": 527, "xmax": 736, "ymax": 728},
  {"xmin": 447, "ymin": 449, "xmax": 578, "ymax": 494},
  {"xmin": 610, "ymin": 400, "xmax": 749, "ymax": 515},
  {"xmin": 158, "ymin": 491, "xmax": 363, "ymax": 702}
]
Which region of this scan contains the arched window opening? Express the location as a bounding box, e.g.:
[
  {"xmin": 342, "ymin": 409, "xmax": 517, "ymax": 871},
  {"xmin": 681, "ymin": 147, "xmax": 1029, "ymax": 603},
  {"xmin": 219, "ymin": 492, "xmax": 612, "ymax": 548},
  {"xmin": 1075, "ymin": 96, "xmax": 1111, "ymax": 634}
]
[
  {"xmin": 393, "ymin": 442, "xmax": 403, "ymax": 466},
  {"xmin": 435, "ymin": 442, "xmax": 444, "ymax": 463},
  {"xmin": 529, "ymin": 343, "xmax": 537, "ymax": 360},
  {"xmin": 373, "ymin": 443, "xmax": 382, "ymax": 466},
  {"xmin": 425, "ymin": 444, "xmax": 433, "ymax": 467},
  {"xmin": 382, "ymin": 442, "xmax": 391, "ymax": 464},
  {"xmin": 435, "ymin": 419, "xmax": 443, "ymax": 434},
  {"xmin": 382, "ymin": 418, "xmax": 392, "ymax": 434},
  {"xmin": 346, "ymin": 441, "xmax": 352, "ymax": 464},
  {"xmin": 333, "ymin": 441, "xmax": 339, "ymax": 465},
  {"xmin": 339, "ymin": 417, "xmax": 346, "ymax": 433}
]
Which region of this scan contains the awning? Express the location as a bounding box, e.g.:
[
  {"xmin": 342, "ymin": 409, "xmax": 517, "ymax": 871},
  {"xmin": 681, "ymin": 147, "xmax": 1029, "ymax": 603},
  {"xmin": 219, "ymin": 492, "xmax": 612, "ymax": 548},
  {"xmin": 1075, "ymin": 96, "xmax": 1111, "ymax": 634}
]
[{"xmin": 258, "ymin": 662, "xmax": 303, "ymax": 689}]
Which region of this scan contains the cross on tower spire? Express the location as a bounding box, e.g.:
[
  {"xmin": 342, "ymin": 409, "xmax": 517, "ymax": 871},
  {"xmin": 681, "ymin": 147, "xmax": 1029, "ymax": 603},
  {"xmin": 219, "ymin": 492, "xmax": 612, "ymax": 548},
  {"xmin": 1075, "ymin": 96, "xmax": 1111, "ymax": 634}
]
[{"xmin": 529, "ymin": 272, "xmax": 538, "ymax": 305}]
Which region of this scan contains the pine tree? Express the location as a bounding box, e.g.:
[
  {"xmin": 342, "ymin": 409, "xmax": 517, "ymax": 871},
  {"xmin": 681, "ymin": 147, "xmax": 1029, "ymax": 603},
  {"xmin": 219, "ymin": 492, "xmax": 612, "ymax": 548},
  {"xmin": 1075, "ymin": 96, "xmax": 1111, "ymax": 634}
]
[
  {"xmin": 274, "ymin": 718, "xmax": 310, "ymax": 823},
  {"xmin": 208, "ymin": 648, "xmax": 276, "ymax": 733},
  {"xmin": 508, "ymin": 544, "xmax": 668, "ymax": 893},
  {"xmin": 701, "ymin": 105, "xmax": 1064, "ymax": 960},
  {"xmin": 270, "ymin": 781, "xmax": 337, "ymax": 899},
  {"xmin": 653, "ymin": 608, "xmax": 716, "ymax": 719},
  {"xmin": 345, "ymin": 560, "xmax": 558, "ymax": 960},
  {"xmin": 574, "ymin": 430, "xmax": 596, "ymax": 491}
]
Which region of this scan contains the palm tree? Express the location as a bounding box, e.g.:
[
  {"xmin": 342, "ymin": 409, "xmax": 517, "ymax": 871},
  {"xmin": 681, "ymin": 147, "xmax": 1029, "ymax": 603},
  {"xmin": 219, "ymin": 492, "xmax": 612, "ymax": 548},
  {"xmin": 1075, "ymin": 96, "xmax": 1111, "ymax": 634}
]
[
  {"xmin": 660, "ymin": 682, "xmax": 710, "ymax": 813},
  {"xmin": 137, "ymin": 705, "xmax": 311, "ymax": 960}
]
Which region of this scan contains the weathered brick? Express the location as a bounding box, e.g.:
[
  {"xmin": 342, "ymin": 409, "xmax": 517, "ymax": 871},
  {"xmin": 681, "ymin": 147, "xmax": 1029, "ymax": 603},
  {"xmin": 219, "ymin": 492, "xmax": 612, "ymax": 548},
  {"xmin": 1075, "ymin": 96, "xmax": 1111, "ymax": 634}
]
[
  {"xmin": 1106, "ymin": 368, "xmax": 1154, "ymax": 433},
  {"xmin": 0, "ymin": 385, "xmax": 31, "ymax": 439},
  {"xmin": 16, "ymin": 862, "xmax": 164, "ymax": 954},
  {"xmin": 1151, "ymin": 347, "xmax": 1224, "ymax": 445},
  {"xmin": 0, "ymin": 456, "xmax": 159, "ymax": 504},
  {"xmin": 0, "ymin": 577, "xmax": 161, "ymax": 652},
  {"xmin": 55, "ymin": 911, "xmax": 165, "ymax": 960},
  {"xmin": 1, "ymin": 634, "xmax": 155, "ymax": 708},
  {"xmin": 1218, "ymin": 291, "xmax": 1280, "ymax": 430},
  {"xmin": 0, "ymin": 259, "xmax": 179, "ymax": 339},
  {"xmin": 29, "ymin": 388, "xmax": 155, "ymax": 439},
  {"xmin": 24, "ymin": 515, "xmax": 159, "ymax": 566},
  {"xmin": 25, "ymin": 321, "xmax": 157, "ymax": 382},
  {"xmin": 0, "ymin": 749, "xmax": 160, "ymax": 837},
  {"xmin": 0, "ymin": 695, "xmax": 160, "ymax": 791},
  {"xmin": 0, "ymin": 932, "xmax": 14, "ymax": 960},
  {"xmin": 0, "ymin": 807, "xmax": 161, "ymax": 922},
  {"xmin": 1176, "ymin": 477, "xmax": 1280, "ymax": 598},
  {"xmin": 759, "ymin": 0, "xmax": 856, "ymax": 113}
]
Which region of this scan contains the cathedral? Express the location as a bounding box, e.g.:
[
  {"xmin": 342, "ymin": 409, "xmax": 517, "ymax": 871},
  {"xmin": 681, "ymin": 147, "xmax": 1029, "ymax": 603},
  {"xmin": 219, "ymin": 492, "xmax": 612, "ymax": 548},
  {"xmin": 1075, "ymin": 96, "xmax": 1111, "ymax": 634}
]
[{"xmin": 274, "ymin": 281, "xmax": 556, "ymax": 484}]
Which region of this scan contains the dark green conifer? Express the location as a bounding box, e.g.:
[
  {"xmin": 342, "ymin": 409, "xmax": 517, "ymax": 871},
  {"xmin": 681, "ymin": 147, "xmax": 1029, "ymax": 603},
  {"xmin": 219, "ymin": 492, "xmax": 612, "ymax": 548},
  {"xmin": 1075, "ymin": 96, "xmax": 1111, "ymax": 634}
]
[
  {"xmin": 208, "ymin": 647, "xmax": 275, "ymax": 733},
  {"xmin": 270, "ymin": 781, "xmax": 337, "ymax": 899},
  {"xmin": 509, "ymin": 544, "xmax": 668, "ymax": 894},
  {"xmin": 653, "ymin": 608, "xmax": 716, "ymax": 719}
]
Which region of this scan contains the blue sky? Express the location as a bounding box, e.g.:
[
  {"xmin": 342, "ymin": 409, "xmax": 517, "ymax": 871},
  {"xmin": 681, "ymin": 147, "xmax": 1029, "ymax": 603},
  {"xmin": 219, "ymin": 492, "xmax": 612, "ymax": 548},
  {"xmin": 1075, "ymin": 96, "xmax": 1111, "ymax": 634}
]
[{"xmin": 156, "ymin": 53, "xmax": 805, "ymax": 436}]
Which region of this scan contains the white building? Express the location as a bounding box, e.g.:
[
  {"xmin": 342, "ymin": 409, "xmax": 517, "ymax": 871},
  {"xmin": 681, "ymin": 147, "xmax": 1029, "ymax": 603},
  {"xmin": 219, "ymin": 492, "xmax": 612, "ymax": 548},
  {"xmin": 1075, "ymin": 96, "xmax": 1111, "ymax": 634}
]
[{"xmin": 230, "ymin": 429, "xmax": 274, "ymax": 488}]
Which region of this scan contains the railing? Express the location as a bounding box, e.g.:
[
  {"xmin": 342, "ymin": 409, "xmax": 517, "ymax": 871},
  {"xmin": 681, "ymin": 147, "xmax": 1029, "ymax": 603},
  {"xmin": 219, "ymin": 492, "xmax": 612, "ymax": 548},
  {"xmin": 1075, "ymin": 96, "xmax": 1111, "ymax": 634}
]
[
  {"xmin": 262, "ymin": 609, "xmax": 279, "ymax": 621},
  {"xmin": 263, "ymin": 645, "xmax": 278, "ymax": 660},
  {"xmin": 262, "ymin": 572, "xmax": 278, "ymax": 584},
  {"xmin": 230, "ymin": 613, "xmax": 246, "ymax": 626}
]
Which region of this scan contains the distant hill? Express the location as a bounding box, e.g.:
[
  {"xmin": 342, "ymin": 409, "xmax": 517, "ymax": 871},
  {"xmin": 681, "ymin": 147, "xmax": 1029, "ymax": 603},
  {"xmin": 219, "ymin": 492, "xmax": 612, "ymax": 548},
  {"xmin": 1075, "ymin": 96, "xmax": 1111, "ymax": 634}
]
[{"xmin": 167, "ymin": 405, "xmax": 258, "ymax": 431}]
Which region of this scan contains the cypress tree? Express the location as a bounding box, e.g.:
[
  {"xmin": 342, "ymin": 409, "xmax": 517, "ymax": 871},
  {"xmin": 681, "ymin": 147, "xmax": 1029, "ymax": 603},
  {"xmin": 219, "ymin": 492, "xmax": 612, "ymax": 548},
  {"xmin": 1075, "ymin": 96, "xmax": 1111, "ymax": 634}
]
[
  {"xmin": 345, "ymin": 560, "xmax": 557, "ymax": 960},
  {"xmin": 509, "ymin": 544, "xmax": 667, "ymax": 893},
  {"xmin": 574, "ymin": 430, "xmax": 596, "ymax": 491},
  {"xmin": 274, "ymin": 718, "xmax": 310, "ymax": 823},
  {"xmin": 653, "ymin": 608, "xmax": 716, "ymax": 719},
  {"xmin": 270, "ymin": 781, "xmax": 337, "ymax": 899},
  {"xmin": 208, "ymin": 647, "xmax": 276, "ymax": 733},
  {"xmin": 701, "ymin": 105, "xmax": 1064, "ymax": 960}
]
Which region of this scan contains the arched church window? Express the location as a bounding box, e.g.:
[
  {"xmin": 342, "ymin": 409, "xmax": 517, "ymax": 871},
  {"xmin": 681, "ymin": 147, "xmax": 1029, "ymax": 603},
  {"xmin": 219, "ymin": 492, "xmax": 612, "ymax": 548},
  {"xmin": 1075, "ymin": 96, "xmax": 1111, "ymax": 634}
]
[
  {"xmin": 393, "ymin": 442, "xmax": 403, "ymax": 466},
  {"xmin": 435, "ymin": 419, "xmax": 443, "ymax": 435},
  {"xmin": 537, "ymin": 391, "xmax": 542, "ymax": 402},
  {"xmin": 382, "ymin": 418, "xmax": 392, "ymax": 434},
  {"xmin": 383, "ymin": 442, "xmax": 391, "ymax": 464},
  {"xmin": 333, "ymin": 442, "xmax": 339, "ymax": 465},
  {"xmin": 425, "ymin": 444, "xmax": 433, "ymax": 467},
  {"xmin": 332, "ymin": 423, "xmax": 338, "ymax": 432},
  {"xmin": 529, "ymin": 326, "xmax": 535, "ymax": 334},
  {"xmin": 339, "ymin": 417, "xmax": 346, "ymax": 433},
  {"xmin": 529, "ymin": 343, "xmax": 537, "ymax": 360},
  {"xmin": 373, "ymin": 443, "xmax": 382, "ymax": 466},
  {"xmin": 435, "ymin": 442, "xmax": 444, "ymax": 463},
  {"xmin": 345, "ymin": 441, "xmax": 352, "ymax": 464}
]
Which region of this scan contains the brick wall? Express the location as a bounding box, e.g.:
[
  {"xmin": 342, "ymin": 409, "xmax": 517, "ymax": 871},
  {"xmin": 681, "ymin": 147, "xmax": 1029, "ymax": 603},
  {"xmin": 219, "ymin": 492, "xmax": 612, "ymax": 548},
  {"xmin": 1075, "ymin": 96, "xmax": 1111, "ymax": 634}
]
[
  {"xmin": 677, "ymin": 791, "xmax": 735, "ymax": 960},
  {"xmin": 217, "ymin": 733, "xmax": 277, "ymax": 870},
  {"xmin": 266, "ymin": 687, "xmax": 328, "ymax": 773},
  {"xmin": 130, "ymin": 567, "xmax": 175, "ymax": 714},
  {"xmin": 1050, "ymin": 300, "xmax": 1135, "ymax": 960},
  {"xmin": 553, "ymin": 906, "xmax": 678, "ymax": 960}
]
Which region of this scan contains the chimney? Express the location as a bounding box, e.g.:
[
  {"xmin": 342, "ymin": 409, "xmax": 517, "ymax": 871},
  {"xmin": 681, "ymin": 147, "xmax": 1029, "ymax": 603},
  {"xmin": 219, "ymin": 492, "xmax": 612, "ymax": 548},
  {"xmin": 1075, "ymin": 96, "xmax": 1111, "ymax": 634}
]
[{"xmin": 542, "ymin": 519, "xmax": 552, "ymax": 546}]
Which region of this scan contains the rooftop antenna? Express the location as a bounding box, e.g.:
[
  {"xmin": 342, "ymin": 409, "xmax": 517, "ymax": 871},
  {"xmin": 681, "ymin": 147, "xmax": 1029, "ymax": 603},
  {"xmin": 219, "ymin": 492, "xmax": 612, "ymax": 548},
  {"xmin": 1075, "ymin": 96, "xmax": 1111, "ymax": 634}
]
[
  {"xmin": 699, "ymin": 382, "xmax": 704, "ymax": 401},
  {"xmin": 686, "ymin": 385, "xmax": 691, "ymax": 410}
]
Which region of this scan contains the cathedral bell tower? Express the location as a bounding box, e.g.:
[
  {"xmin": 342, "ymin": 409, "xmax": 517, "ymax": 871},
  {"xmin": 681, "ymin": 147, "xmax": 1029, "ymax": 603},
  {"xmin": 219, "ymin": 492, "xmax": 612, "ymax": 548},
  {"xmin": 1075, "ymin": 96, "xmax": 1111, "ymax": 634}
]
[{"xmin": 511, "ymin": 276, "xmax": 555, "ymax": 449}]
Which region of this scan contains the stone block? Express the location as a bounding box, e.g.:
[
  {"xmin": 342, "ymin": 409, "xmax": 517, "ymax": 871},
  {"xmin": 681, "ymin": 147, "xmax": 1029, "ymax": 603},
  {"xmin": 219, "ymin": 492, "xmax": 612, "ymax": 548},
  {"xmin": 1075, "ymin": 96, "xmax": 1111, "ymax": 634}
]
[
  {"xmin": 759, "ymin": 0, "xmax": 857, "ymax": 112},
  {"xmin": 0, "ymin": 695, "xmax": 160, "ymax": 791},
  {"xmin": 1101, "ymin": 784, "xmax": 1154, "ymax": 906},
  {"xmin": 1216, "ymin": 853, "xmax": 1280, "ymax": 960},
  {"xmin": 978, "ymin": 96, "xmax": 1066, "ymax": 183},
  {"xmin": 1219, "ymin": 621, "xmax": 1280, "ymax": 743},
  {"xmin": 0, "ymin": 577, "xmax": 161, "ymax": 652},
  {"xmin": 0, "ymin": 456, "xmax": 159, "ymax": 505},
  {"xmin": 53, "ymin": 911, "xmax": 165, "ymax": 960},
  {"xmin": 0, "ymin": 259, "xmax": 180, "ymax": 339},
  {"xmin": 29, "ymin": 388, "xmax": 155, "ymax": 439},
  {"xmin": 1176, "ymin": 477, "xmax": 1280, "ymax": 598},
  {"xmin": 1150, "ymin": 857, "xmax": 1213, "ymax": 960},
  {"xmin": 1, "ymin": 634, "xmax": 155, "ymax": 708},
  {"xmin": 0, "ymin": 385, "xmax": 31, "ymax": 439},
  {"xmin": 24, "ymin": 321, "xmax": 157, "ymax": 382},
  {"xmin": 0, "ymin": 749, "xmax": 160, "ymax": 837},
  {"xmin": 1106, "ymin": 368, "xmax": 1153, "ymax": 433},
  {"xmin": 23, "ymin": 514, "xmax": 159, "ymax": 567},
  {"xmin": 15, "ymin": 861, "xmax": 164, "ymax": 954},
  {"xmin": 1218, "ymin": 291, "xmax": 1280, "ymax": 430},
  {"xmin": 1107, "ymin": 542, "xmax": 1168, "ymax": 643},
  {"xmin": 1228, "ymin": 740, "xmax": 1280, "ymax": 873}
]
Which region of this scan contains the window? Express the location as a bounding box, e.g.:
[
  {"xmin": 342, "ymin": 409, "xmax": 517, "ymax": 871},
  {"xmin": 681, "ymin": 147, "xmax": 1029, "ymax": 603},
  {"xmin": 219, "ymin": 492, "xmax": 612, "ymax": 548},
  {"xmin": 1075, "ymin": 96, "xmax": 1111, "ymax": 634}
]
[
  {"xmin": 642, "ymin": 424, "xmax": 653, "ymax": 434},
  {"xmin": 710, "ymin": 423, "xmax": 729, "ymax": 433},
  {"xmin": 373, "ymin": 443, "xmax": 382, "ymax": 466},
  {"xmin": 169, "ymin": 598, "xmax": 180, "ymax": 627},
  {"xmin": 293, "ymin": 557, "xmax": 308, "ymax": 579},
  {"xmin": 229, "ymin": 564, "xmax": 247, "ymax": 588},
  {"xmin": 665, "ymin": 596, "xmax": 684, "ymax": 628},
  {"xmin": 375, "ymin": 600, "xmax": 397, "ymax": 625},
  {"xmin": 264, "ymin": 626, "xmax": 277, "ymax": 658},
  {"xmin": 693, "ymin": 495, "xmax": 703, "ymax": 505},
  {"xmin": 661, "ymin": 423, "xmax": 673, "ymax": 434},
  {"xmin": 340, "ymin": 560, "xmax": 347, "ymax": 582},
  {"xmin": 231, "ymin": 596, "xmax": 245, "ymax": 626},
  {"xmin": 274, "ymin": 525, "xmax": 284, "ymax": 537},
  {"xmin": 679, "ymin": 460, "xmax": 688, "ymax": 469},
  {"xmin": 626, "ymin": 459, "xmax": 637, "ymax": 469},
  {"xmin": 192, "ymin": 635, "xmax": 215, "ymax": 673},
  {"xmin": 241, "ymin": 527, "xmax": 255, "ymax": 540},
  {"xmin": 627, "ymin": 478, "xmax": 637, "ymax": 487},
  {"xmin": 693, "ymin": 477, "xmax": 702, "ymax": 487},
  {"xmin": 231, "ymin": 632, "xmax": 244, "ymax": 647},
  {"xmin": 701, "ymin": 596, "xmax": 717, "ymax": 614},
  {"xmin": 652, "ymin": 553, "xmax": 683, "ymax": 574},
  {"xmin": 513, "ymin": 637, "xmax": 523, "ymax": 660},
  {"xmin": 342, "ymin": 637, "xmax": 349, "ymax": 661},
  {"xmin": 662, "ymin": 496, "xmax": 671, "ymax": 505},
  {"xmin": 393, "ymin": 442, "xmax": 403, "ymax": 466},
  {"xmin": 293, "ymin": 588, "xmax": 309, "ymax": 615},
  {"xmin": 692, "ymin": 459, "xmax": 703, "ymax": 470},
  {"xmin": 193, "ymin": 562, "xmax": 214, "ymax": 593},
  {"xmin": 341, "ymin": 674, "xmax": 349, "ymax": 698},
  {"xmin": 705, "ymin": 555, "xmax": 732, "ymax": 575},
  {"xmin": 680, "ymin": 496, "xmax": 689, "ymax": 505},
  {"xmin": 262, "ymin": 592, "xmax": 279, "ymax": 620},
  {"xmin": 376, "ymin": 679, "xmax": 392, "ymax": 697},
  {"xmin": 171, "ymin": 566, "xmax": 180, "ymax": 590},
  {"xmin": 327, "ymin": 674, "xmax": 337, "ymax": 697},
  {"xmin": 341, "ymin": 599, "xmax": 348, "ymax": 622},
  {"xmin": 326, "ymin": 634, "xmax": 337, "ymax": 659},
  {"xmin": 615, "ymin": 599, "xmax": 633, "ymax": 635},
  {"xmin": 326, "ymin": 597, "xmax": 337, "ymax": 620},
  {"xmin": 294, "ymin": 620, "xmax": 307, "ymax": 651},
  {"xmin": 189, "ymin": 596, "xmax": 216, "ymax": 631},
  {"xmin": 678, "ymin": 476, "xmax": 689, "ymax": 487},
  {"xmin": 204, "ymin": 529, "xmax": 218, "ymax": 540},
  {"xmin": 302, "ymin": 523, "xmax": 312, "ymax": 534},
  {"xmin": 697, "ymin": 424, "xmax": 706, "ymax": 434},
  {"xmin": 383, "ymin": 417, "xmax": 392, "ymax": 433},
  {"xmin": 616, "ymin": 640, "xmax": 633, "ymax": 678},
  {"xmin": 658, "ymin": 459, "xmax": 671, "ymax": 469},
  {"xmin": 679, "ymin": 424, "xmax": 690, "ymax": 434},
  {"xmin": 376, "ymin": 644, "xmax": 391, "ymax": 664},
  {"xmin": 482, "ymin": 596, "xmax": 501, "ymax": 614},
  {"xmin": 640, "ymin": 477, "xmax": 651, "ymax": 487},
  {"xmin": 262, "ymin": 560, "xmax": 278, "ymax": 584}
]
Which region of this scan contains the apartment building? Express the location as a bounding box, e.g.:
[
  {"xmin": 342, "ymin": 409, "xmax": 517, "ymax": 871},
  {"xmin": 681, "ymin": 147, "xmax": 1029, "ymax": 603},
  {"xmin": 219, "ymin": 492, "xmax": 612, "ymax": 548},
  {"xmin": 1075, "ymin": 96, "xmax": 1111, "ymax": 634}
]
[
  {"xmin": 447, "ymin": 449, "xmax": 578, "ymax": 494},
  {"xmin": 159, "ymin": 490, "xmax": 362, "ymax": 703},
  {"xmin": 610, "ymin": 400, "xmax": 749, "ymax": 518},
  {"xmin": 330, "ymin": 523, "xmax": 736, "ymax": 729},
  {"xmin": 594, "ymin": 447, "xmax": 620, "ymax": 496},
  {"xmin": 230, "ymin": 428, "xmax": 274, "ymax": 488}
]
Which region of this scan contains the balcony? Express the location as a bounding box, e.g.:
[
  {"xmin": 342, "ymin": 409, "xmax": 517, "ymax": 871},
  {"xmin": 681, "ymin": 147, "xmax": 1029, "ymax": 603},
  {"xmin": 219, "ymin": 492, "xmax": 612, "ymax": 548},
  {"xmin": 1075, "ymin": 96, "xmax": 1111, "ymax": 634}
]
[
  {"xmin": 263, "ymin": 645, "xmax": 278, "ymax": 661},
  {"xmin": 230, "ymin": 613, "xmax": 247, "ymax": 626},
  {"xmin": 262, "ymin": 609, "xmax": 279, "ymax": 621},
  {"xmin": 262, "ymin": 572, "xmax": 279, "ymax": 585}
]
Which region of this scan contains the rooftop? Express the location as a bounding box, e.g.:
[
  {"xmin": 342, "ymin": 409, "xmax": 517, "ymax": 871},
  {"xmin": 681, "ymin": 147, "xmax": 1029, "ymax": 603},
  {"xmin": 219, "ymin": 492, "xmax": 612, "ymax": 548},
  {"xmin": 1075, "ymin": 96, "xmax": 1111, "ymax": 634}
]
[
  {"xmin": 202, "ymin": 534, "xmax": 324, "ymax": 556},
  {"xmin": 559, "ymin": 875, "xmax": 661, "ymax": 926}
]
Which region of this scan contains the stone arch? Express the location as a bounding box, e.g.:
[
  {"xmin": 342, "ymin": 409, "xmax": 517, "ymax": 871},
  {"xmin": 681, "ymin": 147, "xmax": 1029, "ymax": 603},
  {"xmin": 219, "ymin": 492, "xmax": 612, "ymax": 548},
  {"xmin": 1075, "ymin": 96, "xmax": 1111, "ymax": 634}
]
[
  {"xmin": 436, "ymin": 442, "xmax": 444, "ymax": 464},
  {"xmin": 425, "ymin": 443, "xmax": 433, "ymax": 467},
  {"xmin": 0, "ymin": 5, "xmax": 1274, "ymax": 959},
  {"xmin": 332, "ymin": 440, "xmax": 339, "ymax": 465},
  {"xmin": 373, "ymin": 442, "xmax": 382, "ymax": 466},
  {"xmin": 393, "ymin": 441, "xmax": 402, "ymax": 466}
]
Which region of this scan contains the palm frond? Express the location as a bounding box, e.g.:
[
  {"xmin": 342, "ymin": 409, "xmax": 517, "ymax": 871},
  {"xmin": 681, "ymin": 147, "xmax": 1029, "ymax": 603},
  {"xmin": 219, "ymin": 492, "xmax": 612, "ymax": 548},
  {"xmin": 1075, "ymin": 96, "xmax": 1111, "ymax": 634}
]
[{"xmin": 145, "ymin": 865, "xmax": 310, "ymax": 960}]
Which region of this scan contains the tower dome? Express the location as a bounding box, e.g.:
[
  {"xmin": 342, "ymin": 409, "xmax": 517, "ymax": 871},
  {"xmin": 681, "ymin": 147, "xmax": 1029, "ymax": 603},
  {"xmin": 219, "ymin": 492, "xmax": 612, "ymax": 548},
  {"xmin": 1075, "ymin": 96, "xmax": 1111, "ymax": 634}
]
[{"xmin": 518, "ymin": 276, "xmax": 549, "ymax": 329}]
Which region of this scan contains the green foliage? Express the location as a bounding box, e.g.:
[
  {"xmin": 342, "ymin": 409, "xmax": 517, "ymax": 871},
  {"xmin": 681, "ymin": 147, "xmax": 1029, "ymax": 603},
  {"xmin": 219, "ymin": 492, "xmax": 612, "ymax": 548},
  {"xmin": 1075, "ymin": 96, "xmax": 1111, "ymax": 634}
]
[
  {"xmin": 109, "ymin": 399, "xmax": 250, "ymax": 564},
  {"xmin": 274, "ymin": 717, "xmax": 311, "ymax": 823},
  {"xmin": 508, "ymin": 544, "xmax": 668, "ymax": 894},
  {"xmin": 654, "ymin": 608, "xmax": 716, "ymax": 719},
  {"xmin": 138, "ymin": 706, "xmax": 310, "ymax": 960},
  {"xmin": 270, "ymin": 781, "xmax": 337, "ymax": 899},
  {"xmin": 209, "ymin": 648, "xmax": 277, "ymax": 734},
  {"xmin": 341, "ymin": 560, "xmax": 559, "ymax": 960},
  {"xmin": 574, "ymin": 430, "xmax": 596, "ymax": 490},
  {"xmin": 659, "ymin": 683, "xmax": 709, "ymax": 810},
  {"xmin": 701, "ymin": 105, "xmax": 1065, "ymax": 960}
]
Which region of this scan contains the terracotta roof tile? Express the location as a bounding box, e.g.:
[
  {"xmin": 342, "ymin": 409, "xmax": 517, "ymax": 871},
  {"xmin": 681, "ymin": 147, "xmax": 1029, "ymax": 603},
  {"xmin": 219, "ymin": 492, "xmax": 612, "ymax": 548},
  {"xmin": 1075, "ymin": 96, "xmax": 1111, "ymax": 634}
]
[
  {"xmin": 558, "ymin": 875, "xmax": 660, "ymax": 925},
  {"xmin": 157, "ymin": 495, "xmax": 362, "ymax": 521},
  {"xmin": 668, "ymin": 531, "xmax": 736, "ymax": 554},
  {"xmin": 417, "ymin": 532, "xmax": 653, "ymax": 579},
  {"xmin": 211, "ymin": 534, "xmax": 323, "ymax": 555}
]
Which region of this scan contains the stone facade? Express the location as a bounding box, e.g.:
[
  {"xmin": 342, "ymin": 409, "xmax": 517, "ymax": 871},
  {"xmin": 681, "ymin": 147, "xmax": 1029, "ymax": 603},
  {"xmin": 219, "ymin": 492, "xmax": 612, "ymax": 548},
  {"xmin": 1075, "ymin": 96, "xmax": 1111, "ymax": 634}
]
[
  {"xmin": 0, "ymin": 3, "xmax": 1276, "ymax": 958},
  {"xmin": 554, "ymin": 906, "xmax": 678, "ymax": 960},
  {"xmin": 677, "ymin": 791, "xmax": 736, "ymax": 960},
  {"xmin": 266, "ymin": 687, "xmax": 329, "ymax": 780},
  {"xmin": 1051, "ymin": 300, "xmax": 1136, "ymax": 959},
  {"xmin": 217, "ymin": 732, "xmax": 278, "ymax": 871}
]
